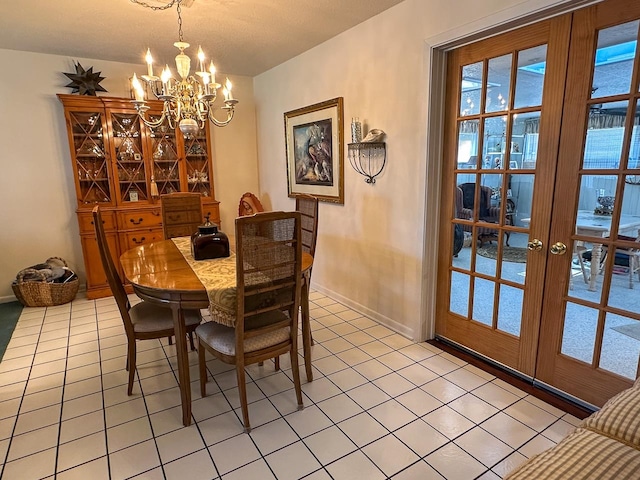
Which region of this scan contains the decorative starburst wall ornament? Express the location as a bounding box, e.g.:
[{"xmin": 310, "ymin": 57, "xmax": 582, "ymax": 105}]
[{"xmin": 63, "ymin": 62, "xmax": 107, "ymax": 96}]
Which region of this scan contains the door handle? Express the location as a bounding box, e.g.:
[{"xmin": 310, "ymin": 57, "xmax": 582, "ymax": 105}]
[
  {"xmin": 550, "ymin": 242, "xmax": 567, "ymax": 255},
  {"xmin": 527, "ymin": 239, "xmax": 543, "ymax": 251}
]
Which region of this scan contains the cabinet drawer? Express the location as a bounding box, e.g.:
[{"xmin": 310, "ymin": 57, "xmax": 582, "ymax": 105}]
[
  {"xmin": 120, "ymin": 228, "xmax": 164, "ymax": 250},
  {"xmin": 118, "ymin": 209, "xmax": 162, "ymax": 230},
  {"xmin": 78, "ymin": 210, "xmax": 116, "ymax": 233}
]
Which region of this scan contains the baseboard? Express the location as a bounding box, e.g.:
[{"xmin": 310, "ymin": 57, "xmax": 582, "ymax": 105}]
[{"xmin": 312, "ymin": 283, "xmax": 416, "ymax": 340}]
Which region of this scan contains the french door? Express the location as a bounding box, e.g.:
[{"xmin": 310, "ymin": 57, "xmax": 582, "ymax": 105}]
[{"xmin": 437, "ymin": 0, "xmax": 640, "ymax": 407}]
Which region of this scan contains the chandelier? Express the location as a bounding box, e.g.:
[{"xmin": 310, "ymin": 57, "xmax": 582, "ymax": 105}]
[{"xmin": 129, "ymin": 0, "xmax": 238, "ymax": 135}]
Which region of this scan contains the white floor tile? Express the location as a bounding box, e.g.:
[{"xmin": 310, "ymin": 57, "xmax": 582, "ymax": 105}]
[
  {"xmin": 109, "ymin": 439, "xmax": 161, "ymax": 480},
  {"xmin": 265, "ymin": 440, "xmax": 322, "ymax": 480},
  {"xmin": 208, "ymin": 432, "xmax": 261, "ymax": 475},
  {"xmin": 394, "ymin": 419, "xmax": 449, "ymax": 457},
  {"xmin": 425, "ymin": 443, "xmax": 486, "ymax": 479},
  {"xmin": 56, "ymin": 431, "xmax": 107, "ymax": 472},
  {"xmin": 337, "ymin": 412, "xmax": 388, "ymax": 447},
  {"xmin": 304, "ymin": 425, "xmax": 357, "ymax": 464},
  {"xmin": 221, "ymin": 458, "xmax": 274, "ymax": 480},
  {"xmin": 454, "ymin": 426, "xmax": 513, "ymax": 467},
  {"xmin": 326, "ymin": 450, "xmax": 387, "ymax": 480},
  {"xmin": 362, "ymin": 434, "xmax": 420, "ymax": 478},
  {"xmin": 481, "ymin": 412, "xmax": 538, "ymax": 449}
]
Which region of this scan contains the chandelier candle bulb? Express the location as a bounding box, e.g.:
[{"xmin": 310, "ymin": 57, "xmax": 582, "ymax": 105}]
[
  {"xmin": 209, "ymin": 62, "xmax": 216, "ymax": 85},
  {"xmin": 145, "ymin": 48, "xmax": 153, "ymax": 77},
  {"xmin": 197, "ymin": 45, "xmax": 205, "ymax": 73},
  {"xmin": 225, "ymin": 78, "xmax": 233, "ymax": 100}
]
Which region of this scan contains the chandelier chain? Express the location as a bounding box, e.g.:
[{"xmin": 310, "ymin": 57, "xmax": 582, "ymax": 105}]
[
  {"xmin": 129, "ymin": 0, "xmax": 179, "ymax": 11},
  {"xmin": 177, "ymin": 1, "xmax": 183, "ymax": 42}
]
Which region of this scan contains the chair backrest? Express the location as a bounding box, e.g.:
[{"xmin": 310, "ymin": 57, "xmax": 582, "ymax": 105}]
[
  {"xmin": 295, "ymin": 194, "xmax": 319, "ymax": 257},
  {"xmin": 458, "ymin": 183, "xmax": 491, "ymax": 217},
  {"xmin": 92, "ymin": 206, "xmax": 133, "ymax": 333},
  {"xmin": 234, "ymin": 211, "xmax": 302, "ymax": 343},
  {"xmin": 238, "ymin": 192, "xmax": 265, "ymax": 217},
  {"xmin": 161, "ymin": 192, "xmax": 203, "ymax": 239}
]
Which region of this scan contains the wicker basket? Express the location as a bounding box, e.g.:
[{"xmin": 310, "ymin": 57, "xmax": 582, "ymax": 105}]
[{"xmin": 12, "ymin": 264, "xmax": 79, "ymax": 308}]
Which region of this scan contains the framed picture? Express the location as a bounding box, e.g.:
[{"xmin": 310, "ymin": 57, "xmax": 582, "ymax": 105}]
[{"xmin": 285, "ymin": 97, "xmax": 344, "ymax": 204}]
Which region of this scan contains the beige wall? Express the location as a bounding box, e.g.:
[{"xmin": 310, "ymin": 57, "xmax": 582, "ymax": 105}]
[
  {"xmin": 253, "ymin": 0, "xmax": 581, "ymax": 339},
  {"xmin": 0, "ymin": 48, "xmax": 258, "ymax": 301}
]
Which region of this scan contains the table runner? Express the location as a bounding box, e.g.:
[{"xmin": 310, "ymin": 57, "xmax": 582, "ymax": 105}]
[{"xmin": 172, "ymin": 237, "xmax": 237, "ymax": 327}]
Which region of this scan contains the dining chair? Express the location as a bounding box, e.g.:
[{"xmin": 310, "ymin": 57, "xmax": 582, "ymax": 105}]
[
  {"xmin": 161, "ymin": 192, "xmax": 203, "ymax": 239},
  {"xmin": 196, "ymin": 211, "xmax": 304, "ymax": 433},
  {"xmin": 296, "ymin": 194, "xmax": 319, "ymax": 381},
  {"xmin": 577, "ymin": 230, "xmax": 640, "ymax": 289},
  {"xmin": 238, "ymin": 192, "xmax": 265, "ymax": 217},
  {"xmin": 92, "ymin": 206, "xmax": 202, "ymax": 395}
]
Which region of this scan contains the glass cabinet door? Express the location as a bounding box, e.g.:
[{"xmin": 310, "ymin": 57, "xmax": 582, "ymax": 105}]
[
  {"xmin": 69, "ymin": 111, "xmax": 112, "ymax": 205},
  {"xmin": 183, "ymin": 129, "xmax": 213, "ymax": 198},
  {"xmin": 110, "ymin": 112, "xmax": 148, "ymax": 204},
  {"xmin": 148, "ymin": 118, "xmax": 181, "ymax": 196}
]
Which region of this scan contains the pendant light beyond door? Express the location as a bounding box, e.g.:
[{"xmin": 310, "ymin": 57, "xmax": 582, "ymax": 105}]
[{"xmin": 129, "ymin": 0, "xmax": 238, "ymax": 135}]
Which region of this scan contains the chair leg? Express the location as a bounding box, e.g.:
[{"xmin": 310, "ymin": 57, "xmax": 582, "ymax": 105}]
[
  {"xmin": 274, "ymin": 356, "xmax": 280, "ymax": 371},
  {"xmin": 301, "ymin": 278, "xmax": 313, "ymax": 382},
  {"xmin": 168, "ymin": 336, "xmax": 173, "ymax": 345},
  {"xmin": 236, "ymin": 363, "xmax": 250, "ymax": 433},
  {"xmin": 188, "ymin": 332, "xmax": 195, "ymax": 351},
  {"xmin": 198, "ymin": 339, "xmax": 208, "ymax": 398},
  {"xmin": 289, "ymin": 347, "xmax": 304, "ymax": 411},
  {"xmin": 127, "ymin": 340, "xmax": 136, "ymax": 396}
]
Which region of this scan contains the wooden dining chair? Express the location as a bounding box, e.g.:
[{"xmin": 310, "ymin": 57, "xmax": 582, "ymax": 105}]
[
  {"xmin": 296, "ymin": 194, "xmax": 319, "ymax": 381},
  {"xmin": 196, "ymin": 211, "xmax": 304, "ymax": 433},
  {"xmin": 238, "ymin": 192, "xmax": 265, "ymax": 217},
  {"xmin": 92, "ymin": 206, "xmax": 202, "ymax": 395},
  {"xmin": 161, "ymin": 192, "xmax": 203, "ymax": 239}
]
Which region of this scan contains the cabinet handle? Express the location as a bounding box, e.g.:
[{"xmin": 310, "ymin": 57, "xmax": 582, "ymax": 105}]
[
  {"xmin": 152, "ymin": 211, "xmax": 160, "ymax": 216},
  {"xmin": 90, "ymin": 220, "xmax": 106, "ymax": 225},
  {"xmin": 132, "ymin": 237, "xmax": 146, "ymax": 245},
  {"xmin": 130, "ymin": 218, "xmax": 144, "ymax": 225},
  {"xmin": 168, "ymin": 214, "xmax": 181, "ymax": 221}
]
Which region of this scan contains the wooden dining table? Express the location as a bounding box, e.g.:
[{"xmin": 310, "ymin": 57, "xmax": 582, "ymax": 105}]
[{"xmin": 120, "ymin": 238, "xmax": 314, "ymax": 427}]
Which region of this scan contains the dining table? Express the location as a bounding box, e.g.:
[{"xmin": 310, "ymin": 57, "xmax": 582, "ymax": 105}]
[
  {"xmin": 522, "ymin": 211, "xmax": 640, "ymax": 291},
  {"xmin": 120, "ymin": 237, "xmax": 314, "ymax": 427}
]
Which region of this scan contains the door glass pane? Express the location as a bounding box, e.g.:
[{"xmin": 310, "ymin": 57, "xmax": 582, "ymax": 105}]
[
  {"xmin": 511, "ymin": 111, "xmax": 540, "ymax": 170},
  {"xmin": 617, "ymin": 182, "xmax": 640, "ymax": 240},
  {"xmin": 561, "ymin": 303, "xmax": 598, "ymax": 364},
  {"xmin": 184, "ymin": 130, "xmax": 212, "ymax": 197},
  {"xmin": 627, "ymin": 100, "xmax": 640, "ymax": 170},
  {"xmin": 509, "ymin": 174, "xmax": 535, "ymax": 229},
  {"xmin": 452, "ymin": 223, "xmax": 471, "ymax": 271},
  {"xmin": 457, "ymin": 120, "xmax": 479, "ymax": 169},
  {"xmin": 450, "ymin": 272, "xmax": 470, "ymax": 317},
  {"xmin": 113, "ymin": 113, "xmax": 147, "ymax": 203},
  {"xmin": 500, "ymin": 232, "xmax": 529, "ymax": 285},
  {"xmin": 591, "ymin": 21, "xmax": 639, "ymax": 99},
  {"xmin": 578, "ymin": 175, "xmax": 618, "ymax": 217},
  {"xmin": 485, "ymin": 54, "xmax": 512, "ymax": 113},
  {"xmin": 584, "ymin": 101, "xmax": 629, "ymax": 169},
  {"xmin": 497, "ymin": 285, "xmax": 523, "ymax": 336},
  {"xmin": 70, "ymin": 112, "xmax": 110, "ymax": 204},
  {"xmin": 460, "ymin": 62, "xmax": 483, "ymax": 116},
  {"xmin": 482, "ymin": 116, "xmax": 507, "ymax": 170},
  {"xmin": 601, "ymin": 314, "xmax": 640, "ymax": 380},
  {"xmin": 473, "ymin": 278, "xmax": 495, "ymax": 327},
  {"xmin": 514, "ymin": 45, "xmax": 547, "ymax": 109},
  {"xmin": 150, "ymin": 119, "xmax": 180, "ymax": 196}
]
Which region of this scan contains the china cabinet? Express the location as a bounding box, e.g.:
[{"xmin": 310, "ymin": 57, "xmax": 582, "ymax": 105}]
[{"xmin": 58, "ymin": 94, "xmax": 220, "ymax": 299}]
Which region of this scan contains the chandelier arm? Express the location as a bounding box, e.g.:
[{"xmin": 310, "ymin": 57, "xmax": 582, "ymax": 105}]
[
  {"xmin": 208, "ymin": 107, "xmax": 235, "ymax": 127},
  {"xmin": 135, "ymin": 108, "xmax": 168, "ymax": 129}
]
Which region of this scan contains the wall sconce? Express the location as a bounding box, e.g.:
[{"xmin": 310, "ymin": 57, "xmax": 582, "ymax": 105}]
[{"xmin": 348, "ymin": 118, "xmax": 386, "ymax": 184}]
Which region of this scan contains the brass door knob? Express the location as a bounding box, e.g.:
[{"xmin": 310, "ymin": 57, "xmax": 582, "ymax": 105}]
[
  {"xmin": 550, "ymin": 242, "xmax": 567, "ymax": 255},
  {"xmin": 527, "ymin": 239, "xmax": 543, "ymax": 251}
]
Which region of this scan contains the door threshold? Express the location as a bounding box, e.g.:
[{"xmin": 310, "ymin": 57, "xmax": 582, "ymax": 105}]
[{"xmin": 431, "ymin": 336, "xmax": 595, "ymax": 419}]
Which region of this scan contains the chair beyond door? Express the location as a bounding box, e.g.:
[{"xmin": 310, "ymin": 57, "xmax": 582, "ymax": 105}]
[
  {"xmin": 161, "ymin": 192, "xmax": 203, "ymax": 239},
  {"xmin": 196, "ymin": 211, "xmax": 304, "ymax": 432},
  {"xmin": 92, "ymin": 206, "xmax": 201, "ymax": 395}
]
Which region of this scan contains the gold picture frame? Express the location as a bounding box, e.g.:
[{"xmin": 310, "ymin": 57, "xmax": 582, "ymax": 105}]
[{"xmin": 284, "ymin": 97, "xmax": 344, "ymax": 204}]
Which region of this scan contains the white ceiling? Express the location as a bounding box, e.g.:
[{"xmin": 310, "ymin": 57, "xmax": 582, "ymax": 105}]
[{"xmin": 0, "ymin": 0, "xmax": 405, "ymax": 77}]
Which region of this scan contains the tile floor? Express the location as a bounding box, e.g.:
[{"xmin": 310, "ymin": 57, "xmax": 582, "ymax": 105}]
[{"xmin": 0, "ymin": 291, "xmax": 580, "ymax": 480}]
